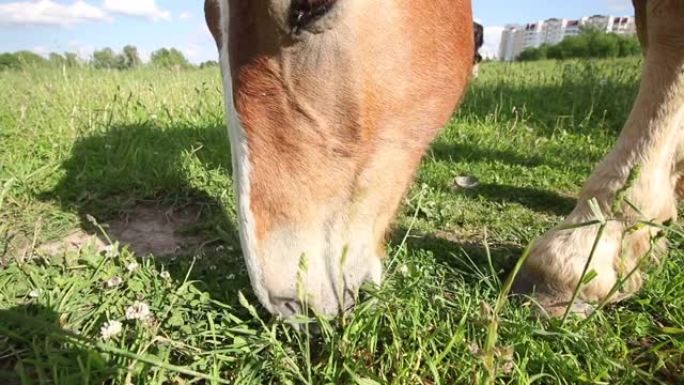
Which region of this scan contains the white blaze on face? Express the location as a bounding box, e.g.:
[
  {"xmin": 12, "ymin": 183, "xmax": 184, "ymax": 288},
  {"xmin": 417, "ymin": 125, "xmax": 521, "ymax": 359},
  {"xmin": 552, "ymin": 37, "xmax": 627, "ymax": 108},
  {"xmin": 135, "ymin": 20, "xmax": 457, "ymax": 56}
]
[
  {"xmin": 213, "ymin": 0, "xmax": 393, "ymax": 316},
  {"xmin": 215, "ymin": 0, "xmax": 272, "ymax": 313}
]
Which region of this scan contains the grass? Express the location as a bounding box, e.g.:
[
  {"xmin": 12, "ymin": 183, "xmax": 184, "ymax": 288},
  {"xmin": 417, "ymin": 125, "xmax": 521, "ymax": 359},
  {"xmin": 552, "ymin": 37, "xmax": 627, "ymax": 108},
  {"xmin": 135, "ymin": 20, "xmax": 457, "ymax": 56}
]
[{"xmin": 1, "ymin": 58, "xmax": 683, "ymax": 384}]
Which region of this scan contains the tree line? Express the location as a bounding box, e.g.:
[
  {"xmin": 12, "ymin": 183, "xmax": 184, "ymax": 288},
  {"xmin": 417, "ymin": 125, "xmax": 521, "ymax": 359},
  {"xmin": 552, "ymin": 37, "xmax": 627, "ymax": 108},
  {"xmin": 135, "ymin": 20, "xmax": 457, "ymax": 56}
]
[
  {"xmin": 517, "ymin": 29, "xmax": 641, "ymax": 61},
  {"xmin": 0, "ymin": 45, "xmax": 219, "ymax": 71}
]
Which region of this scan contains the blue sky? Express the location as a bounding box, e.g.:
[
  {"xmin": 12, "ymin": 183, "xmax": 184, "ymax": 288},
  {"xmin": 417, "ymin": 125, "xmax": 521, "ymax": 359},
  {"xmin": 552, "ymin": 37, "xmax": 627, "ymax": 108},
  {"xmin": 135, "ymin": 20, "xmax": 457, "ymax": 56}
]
[{"xmin": 0, "ymin": 0, "xmax": 633, "ymax": 63}]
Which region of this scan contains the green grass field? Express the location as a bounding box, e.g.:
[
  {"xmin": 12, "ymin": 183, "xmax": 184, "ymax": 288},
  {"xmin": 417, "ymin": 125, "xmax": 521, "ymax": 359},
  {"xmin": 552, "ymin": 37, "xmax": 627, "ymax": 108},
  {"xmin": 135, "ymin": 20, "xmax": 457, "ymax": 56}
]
[{"xmin": 1, "ymin": 58, "xmax": 683, "ymax": 384}]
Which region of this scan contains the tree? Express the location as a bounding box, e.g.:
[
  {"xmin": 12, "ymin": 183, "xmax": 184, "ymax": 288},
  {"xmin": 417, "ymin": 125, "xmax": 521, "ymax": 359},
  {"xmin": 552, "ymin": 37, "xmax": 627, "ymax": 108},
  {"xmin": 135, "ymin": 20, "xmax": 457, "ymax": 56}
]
[
  {"xmin": 92, "ymin": 48, "xmax": 119, "ymax": 69},
  {"xmin": 547, "ymin": 43, "xmax": 565, "ymax": 60},
  {"xmin": 0, "ymin": 53, "xmax": 20, "ymax": 70},
  {"xmin": 49, "ymin": 53, "xmax": 65, "ymax": 66},
  {"xmin": 0, "ymin": 50, "xmax": 81, "ymax": 71},
  {"xmin": 618, "ymin": 36, "xmax": 641, "ymax": 57},
  {"xmin": 64, "ymin": 52, "xmax": 80, "ymax": 67},
  {"xmin": 122, "ymin": 45, "xmax": 142, "ymax": 69},
  {"xmin": 14, "ymin": 51, "xmax": 48, "ymax": 67},
  {"xmin": 150, "ymin": 48, "xmax": 190, "ymax": 68},
  {"xmin": 563, "ymin": 36, "xmax": 590, "ymax": 58},
  {"xmin": 518, "ymin": 44, "xmax": 548, "ymax": 61},
  {"xmin": 520, "ymin": 30, "xmax": 641, "ymax": 61},
  {"xmin": 199, "ymin": 60, "xmax": 219, "ymax": 69}
]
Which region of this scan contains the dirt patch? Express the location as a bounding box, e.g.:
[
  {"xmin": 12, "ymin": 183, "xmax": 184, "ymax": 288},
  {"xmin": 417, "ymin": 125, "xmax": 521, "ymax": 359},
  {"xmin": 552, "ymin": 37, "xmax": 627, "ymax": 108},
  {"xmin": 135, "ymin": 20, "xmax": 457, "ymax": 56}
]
[
  {"xmin": 35, "ymin": 205, "xmax": 209, "ymax": 258},
  {"xmin": 106, "ymin": 205, "xmax": 205, "ymax": 256},
  {"xmin": 37, "ymin": 231, "xmax": 108, "ymax": 256}
]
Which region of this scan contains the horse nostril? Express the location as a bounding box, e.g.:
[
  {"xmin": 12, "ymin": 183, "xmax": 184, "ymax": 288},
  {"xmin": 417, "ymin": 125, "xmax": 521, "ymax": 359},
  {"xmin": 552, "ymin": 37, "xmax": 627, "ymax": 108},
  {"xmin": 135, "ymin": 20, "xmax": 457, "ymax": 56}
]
[{"xmin": 270, "ymin": 297, "xmax": 303, "ymax": 317}]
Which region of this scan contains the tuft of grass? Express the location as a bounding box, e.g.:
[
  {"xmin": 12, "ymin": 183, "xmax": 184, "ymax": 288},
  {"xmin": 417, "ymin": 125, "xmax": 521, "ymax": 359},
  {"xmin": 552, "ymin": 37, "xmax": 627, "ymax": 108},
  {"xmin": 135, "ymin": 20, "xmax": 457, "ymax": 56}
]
[{"xmin": 1, "ymin": 59, "xmax": 683, "ymax": 384}]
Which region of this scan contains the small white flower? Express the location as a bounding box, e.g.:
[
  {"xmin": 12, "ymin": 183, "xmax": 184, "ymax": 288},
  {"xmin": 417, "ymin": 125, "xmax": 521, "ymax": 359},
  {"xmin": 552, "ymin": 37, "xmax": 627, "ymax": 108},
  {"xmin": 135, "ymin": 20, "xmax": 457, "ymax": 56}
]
[
  {"xmin": 125, "ymin": 301, "xmax": 151, "ymax": 321},
  {"xmin": 159, "ymin": 271, "xmax": 171, "ymax": 280},
  {"xmin": 100, "ymin": 320, "xmax": 123, "ymax": 340},
  {"xmin": 397, "ymin": 264, "xmax": 409, "ymax": 276},
  {"xmin": 28, "ymin": 289, "xmax": 40, "ymax": 298},
  {"xmin": 126, "ymin": 262, "xmax": 139, "ymax": 273},
  {"xmin": 104, "ymin": 244, "xmax": 120, "ymax": 258},
  {"xmin": 103, "ymin": 276, "xmax": 123, "ymax": 289},
  {"xmin": 227, "ymin": 273, "xmax": 235, "ymax": 280}
]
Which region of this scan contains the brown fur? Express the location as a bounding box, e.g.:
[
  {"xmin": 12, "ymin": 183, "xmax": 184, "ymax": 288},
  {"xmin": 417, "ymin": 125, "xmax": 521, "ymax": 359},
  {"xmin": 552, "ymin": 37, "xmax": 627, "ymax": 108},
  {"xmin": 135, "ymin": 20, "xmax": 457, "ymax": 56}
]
[
  {"xmin": 517, "ymin": 0, "xmax": 684, "ymax": 316},
  {"xmin": 206, "ymin": 0, "xmax": 473, "ymax": 315},
  {"xmin": 204, "ymin": 0, "xmax": 222, "ymax": 49},
  {"xmin": 227, "ymin": 0, "xmax": 472, "ymax": 241},
  {"xmin": 206, "ymin": 0, "xmax": 684, "ymax": 318}
]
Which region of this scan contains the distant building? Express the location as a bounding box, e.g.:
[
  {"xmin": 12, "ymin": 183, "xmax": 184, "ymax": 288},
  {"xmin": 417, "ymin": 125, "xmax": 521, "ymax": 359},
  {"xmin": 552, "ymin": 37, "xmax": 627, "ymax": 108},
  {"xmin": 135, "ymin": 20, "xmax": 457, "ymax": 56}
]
[
  {"xmin": 522, "ymin": 22, "xmax": 544, "ymax": 50},
  {"xmin": 498, "ymin": 24, "xmax": 524, "ymax": 62},
  {"xmin": 543, "ymin": 18, "xmax": 568, "ymax": 45},
  {"xmin": 498, "ymin": 15, "xmax": 636, "ymax": 61},
  {"xmin": 564, "ymin": 20, "xmax": 582, "ymax": 38}
]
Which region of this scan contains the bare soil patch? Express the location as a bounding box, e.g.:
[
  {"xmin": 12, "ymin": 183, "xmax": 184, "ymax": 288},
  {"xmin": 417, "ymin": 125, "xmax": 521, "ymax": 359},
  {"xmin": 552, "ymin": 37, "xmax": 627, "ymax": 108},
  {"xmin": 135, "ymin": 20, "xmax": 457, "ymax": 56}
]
[{"xmin": 36, "ymin": 204, "xmax": 209, "ymax": 258}]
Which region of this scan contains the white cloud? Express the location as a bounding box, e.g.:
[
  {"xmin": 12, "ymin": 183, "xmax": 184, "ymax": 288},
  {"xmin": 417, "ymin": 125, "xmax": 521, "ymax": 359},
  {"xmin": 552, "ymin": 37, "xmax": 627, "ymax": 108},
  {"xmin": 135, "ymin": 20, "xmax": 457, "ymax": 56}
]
[
  {"xmin": 481, "ymin": 26, "xmax": 504, "ymax": 60},
  {"xmin": 0, "ymin": 0, "xmax": 109, "ymax": 26},
  {"xmin": 0, "ymin": 0, "xmax": 172, "ymax": 26},
  {"xmin": 179, "ymin": 11, "xmax": 192, "ymax": 21},
  {"xmin": 102, "ymin": 0, "xmax": 171, "ymax": 21}
]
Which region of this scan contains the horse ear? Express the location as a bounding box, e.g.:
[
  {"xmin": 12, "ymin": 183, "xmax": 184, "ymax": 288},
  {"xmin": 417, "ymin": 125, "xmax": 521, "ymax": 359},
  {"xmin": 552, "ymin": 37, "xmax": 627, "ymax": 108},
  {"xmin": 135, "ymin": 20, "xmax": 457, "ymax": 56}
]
[
  {"xmin": 473, "ymin": 22, "xmax": 484, "ymax": 49},
  {"xmin": 473, "ymin": 22, "xmax": 484, "ymax": 64},
  {"xmin": 632, "ymin": 0, "xmax": 647, "ymax": 53},
  {"xmin": 205, "ymin": 0, "xmax": 223, "ymax": 49}
]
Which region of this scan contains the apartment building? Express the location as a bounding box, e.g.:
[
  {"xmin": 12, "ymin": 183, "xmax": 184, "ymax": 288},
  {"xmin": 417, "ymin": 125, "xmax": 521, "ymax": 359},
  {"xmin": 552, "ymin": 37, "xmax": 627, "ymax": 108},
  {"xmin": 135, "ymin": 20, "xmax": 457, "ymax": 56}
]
[
  {"xmin": 498, "ymin": 24, "xmax": 524, "ymax": 62},
  {"xmin": 498, "ymin": 15, "xmax": 636, "ymax": 61}
]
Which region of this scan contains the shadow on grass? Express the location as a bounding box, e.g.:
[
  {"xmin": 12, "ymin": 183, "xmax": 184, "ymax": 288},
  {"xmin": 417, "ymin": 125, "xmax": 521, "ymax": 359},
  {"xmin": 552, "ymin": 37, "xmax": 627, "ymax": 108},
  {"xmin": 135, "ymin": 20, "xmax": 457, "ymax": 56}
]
[
  {"xmin": 42, "ymin": 122, "xmax": 232, "ymax": 222},
  {"xmin": 0, "ymin": 304, "xmax": 112, "ymax": 385},
  {"xmin": 38, "ymin": 122, "xmax": 255, "ymax": 308},
  {"xmin": 461, "ymin": 183, "xmax": 576, "ymax": 216},
  {"xmin": 430, "ymin": 142, "xmax": 547, "ymax": 168},
  {"xmin": 428, "ymin": 142, "xmax": 578, "ymax": 216},
  {"xmin": 390, "ymin": 228, "xmax": 524, "ymax": 286}
]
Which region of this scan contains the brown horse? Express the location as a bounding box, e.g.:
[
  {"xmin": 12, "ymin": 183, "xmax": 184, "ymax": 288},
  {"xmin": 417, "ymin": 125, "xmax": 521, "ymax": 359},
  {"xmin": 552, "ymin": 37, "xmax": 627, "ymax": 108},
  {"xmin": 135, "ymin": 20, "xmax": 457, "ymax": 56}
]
[{"xmin": 204, "ymin": 0, "xmax": 684, "ymax": 318}]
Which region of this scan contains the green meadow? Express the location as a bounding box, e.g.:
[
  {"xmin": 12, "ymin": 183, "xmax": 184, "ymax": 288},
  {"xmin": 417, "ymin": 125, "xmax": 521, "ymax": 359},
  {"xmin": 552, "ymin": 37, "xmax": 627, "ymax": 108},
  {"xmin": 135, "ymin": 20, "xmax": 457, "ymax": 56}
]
[{"xmin": 1, "ymin": 58, "xmax": 682, "ymax": 384}]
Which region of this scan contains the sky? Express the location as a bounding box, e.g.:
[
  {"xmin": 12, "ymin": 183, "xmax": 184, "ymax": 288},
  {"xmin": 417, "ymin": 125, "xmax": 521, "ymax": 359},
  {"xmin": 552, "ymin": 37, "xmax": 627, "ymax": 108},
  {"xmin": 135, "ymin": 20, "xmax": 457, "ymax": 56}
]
[{"xmin": 0, "ymin": 0, "xmax": 634, "ymax": 63}]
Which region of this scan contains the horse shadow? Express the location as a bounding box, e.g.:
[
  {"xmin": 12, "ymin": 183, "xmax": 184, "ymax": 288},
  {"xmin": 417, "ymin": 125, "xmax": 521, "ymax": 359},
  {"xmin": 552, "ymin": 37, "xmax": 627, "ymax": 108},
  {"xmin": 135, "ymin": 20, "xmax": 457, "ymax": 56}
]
[
  {"xmin": 0, "ymin": 304, "xmax": 112, "ymax": 384},
  {"xmin": 462, "ymin": 183, "xmax": 576, "ymax": 216},
  {"xmin": 38, "ymin": 121, "xmax": 254, "ymax": 308},
  {"xmin": 35, "ymin": 118, "xmax": 532, "ymax": 311},
  {"xmin": 389, "ymin": 227, "xmax": 524, "ymax": 288}
]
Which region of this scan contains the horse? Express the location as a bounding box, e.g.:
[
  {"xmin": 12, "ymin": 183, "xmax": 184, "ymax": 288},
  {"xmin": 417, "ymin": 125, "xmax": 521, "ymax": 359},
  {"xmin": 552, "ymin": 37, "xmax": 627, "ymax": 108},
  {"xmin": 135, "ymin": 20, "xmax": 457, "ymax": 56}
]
[{"xmin": 204, "ymin": 0, "xmax": 684, "ymax": 318}]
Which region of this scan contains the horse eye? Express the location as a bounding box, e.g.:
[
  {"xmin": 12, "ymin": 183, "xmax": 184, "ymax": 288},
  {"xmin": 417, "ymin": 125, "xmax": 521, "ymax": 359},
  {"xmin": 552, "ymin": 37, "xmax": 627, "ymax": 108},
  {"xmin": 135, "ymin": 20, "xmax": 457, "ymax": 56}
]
[{"xmin": 289, "ymin": 0, "xmax": 338, "ymax": 34}]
